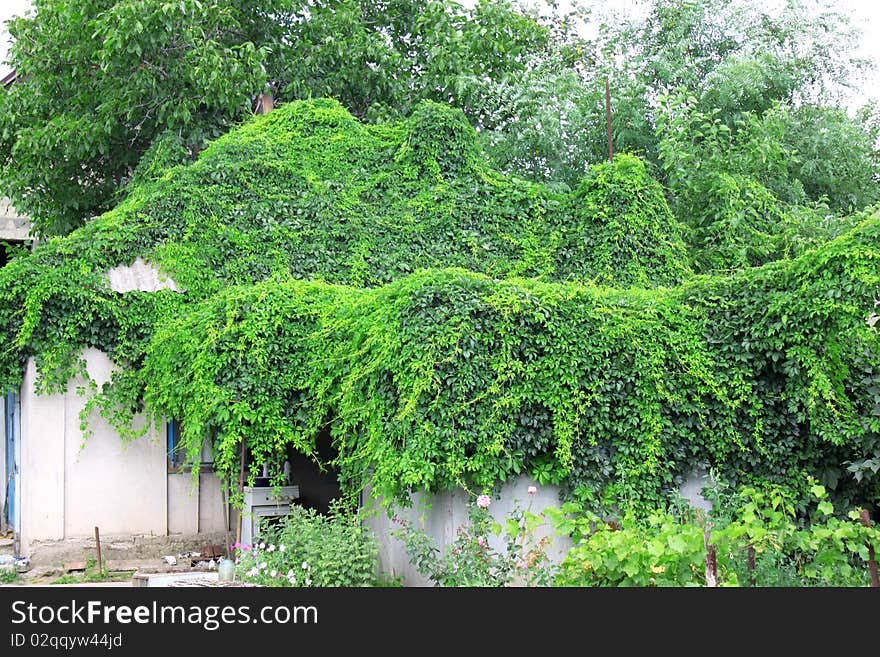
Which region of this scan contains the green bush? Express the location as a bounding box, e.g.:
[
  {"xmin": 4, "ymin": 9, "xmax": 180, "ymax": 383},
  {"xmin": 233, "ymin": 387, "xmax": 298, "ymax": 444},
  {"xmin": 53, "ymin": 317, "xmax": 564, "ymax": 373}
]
[
  {"xmin": 0, "ymin": 568, "xmax": 20, "ymax": 585},
  {"xmin": 233, "ymin": 500, "xmax": 380, "ymax": 587},
  {"xmin": 552, "ymin": 481, "xmax": 879, "ymax": 587},
  {"xmin": 391, "ymin": 490, "xmax": 558, "ymax": 587}
]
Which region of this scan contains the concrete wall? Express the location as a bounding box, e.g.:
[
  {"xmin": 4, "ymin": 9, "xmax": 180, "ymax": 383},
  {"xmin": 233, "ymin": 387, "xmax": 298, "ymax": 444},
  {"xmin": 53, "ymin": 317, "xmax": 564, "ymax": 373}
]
[
  {"xmin": 167, "ymin": 472, "xmax": 227, "ymax": 536},
  {"xmin": 19, "ymin": 349, "xmax": 228, "ymax": 559},
  {"xmin": 66, "ymin": 350, "xmax": 166, "ymax": 538},
  {"xmin": 363, "ymin": 477, "xmax": 573, "ymax": 586},
  {"xmin": 0, "ymin": 197, "xmax": 32, "ymax": 241},
  {"xmin": 105, "ymin": 256, "xmax": 181, "ymax": 293}
]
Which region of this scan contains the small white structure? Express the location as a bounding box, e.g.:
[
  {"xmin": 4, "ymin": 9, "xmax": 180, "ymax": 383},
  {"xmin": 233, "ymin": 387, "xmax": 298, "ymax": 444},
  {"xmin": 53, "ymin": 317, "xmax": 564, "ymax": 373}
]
[
  {"xmin": 2, "ymin": 256, "xmax": 229, "ymax": 564},
  {"xmin": 13, "ymin": 348, "xmax": 229, "ymax": 562},
  {"xmin": 0, "ymin": 197, "xmax": 32, "ymax": 242}
]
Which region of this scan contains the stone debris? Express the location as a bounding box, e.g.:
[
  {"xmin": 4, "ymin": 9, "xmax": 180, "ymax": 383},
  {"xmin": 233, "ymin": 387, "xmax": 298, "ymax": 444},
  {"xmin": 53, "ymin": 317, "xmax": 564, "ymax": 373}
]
[{"xmin": 0, "ymin": 554, "xmax": 30, "ymax": 571}]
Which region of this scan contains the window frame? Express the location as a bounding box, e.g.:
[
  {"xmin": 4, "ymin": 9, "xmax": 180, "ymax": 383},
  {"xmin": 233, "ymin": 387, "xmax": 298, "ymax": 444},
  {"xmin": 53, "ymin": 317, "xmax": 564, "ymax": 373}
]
[{"xmin": 166, "ymin": 418, "xmax": 215, "ymax": 473}]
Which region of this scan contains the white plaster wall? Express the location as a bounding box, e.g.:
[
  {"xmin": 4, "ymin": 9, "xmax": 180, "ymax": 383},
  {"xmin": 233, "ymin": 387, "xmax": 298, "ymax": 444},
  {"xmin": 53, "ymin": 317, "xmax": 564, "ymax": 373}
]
[
  {"xmin": 167, "ymin": 472, "xmax": 200, "ymax": 535},
  {"xmin": 167, "ymin": 444, "xmax": 227, "ymax": 536},
  {"xmin": 167, "ymin": 470, "xmax": 228, "ymax": 535},
  {"xmin": 21, "ymin": 350, "xmax": 169, "ymax": 554},
  {"xmin": 105, "ymin": 256, "xmax": 181, "ymax": 293},
  {"xmin": 364, "ymin": 477, "xmax": 573, "ymax": 586},
  {"xmin": 17, "ymin": 348, "xmax": 240, "ymax": 557},
  {"xmin": 64, "ymin": 349, "xmax": 167, "ymax": 539},
  {"xmin": 20, "ymin": 358, "xmax": 65, "ymax": 552},
  {"xmin": 198, "ymin": 472, "xmax": 227, "ymax": 533}
]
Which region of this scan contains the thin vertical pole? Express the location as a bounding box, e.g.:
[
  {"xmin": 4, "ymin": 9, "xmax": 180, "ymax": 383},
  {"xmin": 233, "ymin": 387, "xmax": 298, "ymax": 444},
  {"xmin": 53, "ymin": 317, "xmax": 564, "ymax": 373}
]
[
  {"xmin": 747, "ymin": 544, "xmax": 756, "ymax": 586},
  {"xmin": 235, "ymin": 439, "xmax": 246, "ymax": 545},
  {"xmin": 704, "ymin": 528, "xmax": 717, "ymax": 587},
  {"xmin": 94, "ymin": 526, "xmax": 103, "ymax": 574}
]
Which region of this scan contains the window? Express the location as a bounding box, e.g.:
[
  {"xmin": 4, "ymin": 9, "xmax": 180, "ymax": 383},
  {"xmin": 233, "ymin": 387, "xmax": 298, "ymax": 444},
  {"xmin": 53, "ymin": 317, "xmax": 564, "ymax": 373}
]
[{"xmin": 166, "ymin": 419, "xmax": 214, "ymax": 472}]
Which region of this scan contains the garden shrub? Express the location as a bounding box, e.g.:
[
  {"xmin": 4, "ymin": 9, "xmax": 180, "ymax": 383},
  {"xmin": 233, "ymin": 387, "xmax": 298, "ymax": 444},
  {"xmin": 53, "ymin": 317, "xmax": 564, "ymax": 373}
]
[
  {"xmin": 391, "ymin": 489, "xmax": 558, "ymax": 587},
  {"xmin": 233, "ymin": 500, "xmax": 380, "ymax": 587},
  {"xmin": 552, "ymin": 480, "xmax": 880, "ymax": 587}
]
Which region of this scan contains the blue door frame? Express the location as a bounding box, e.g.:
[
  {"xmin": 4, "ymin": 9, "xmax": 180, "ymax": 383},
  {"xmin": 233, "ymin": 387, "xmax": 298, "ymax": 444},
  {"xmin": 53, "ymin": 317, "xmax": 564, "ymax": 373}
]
[{"xmin": 4, "ymin": 389, "xmax": 19, "ymax": 537}]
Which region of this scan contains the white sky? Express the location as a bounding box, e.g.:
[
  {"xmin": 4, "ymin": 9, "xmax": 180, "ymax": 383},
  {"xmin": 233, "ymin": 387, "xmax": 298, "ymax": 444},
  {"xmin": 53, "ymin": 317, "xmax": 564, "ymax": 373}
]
[
  {"xmin": 0, "ymin": 0, "xmax": 30, "ymax": 77},
  {"xmin": 0, "ymin": 0, "xmax": 878, "ymax": 107}
]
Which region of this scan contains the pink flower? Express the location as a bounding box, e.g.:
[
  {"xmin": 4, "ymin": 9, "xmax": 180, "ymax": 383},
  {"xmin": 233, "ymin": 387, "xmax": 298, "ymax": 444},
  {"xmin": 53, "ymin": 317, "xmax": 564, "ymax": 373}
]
[
  {"xmin": 477, "ymin": 536, "xmax": 487, "ymax": 547},
  {"xmin": 527, "ymin": 486, "xmax": 537, "ymax": 495},
  {"xmin": 476, "ymin": 494, "xmax": 491, "ymax": 509}
]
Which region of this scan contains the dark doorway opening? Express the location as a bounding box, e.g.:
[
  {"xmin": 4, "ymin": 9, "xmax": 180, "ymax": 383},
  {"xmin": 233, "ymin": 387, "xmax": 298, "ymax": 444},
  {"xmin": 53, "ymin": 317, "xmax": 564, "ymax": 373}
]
[
  {"xmin": 286, "ymin": 426, "xmax": 343, "ymax": 515},
  {"xmin": 0, "ymin": 240, "xmax": 28, "ymax": 269}
]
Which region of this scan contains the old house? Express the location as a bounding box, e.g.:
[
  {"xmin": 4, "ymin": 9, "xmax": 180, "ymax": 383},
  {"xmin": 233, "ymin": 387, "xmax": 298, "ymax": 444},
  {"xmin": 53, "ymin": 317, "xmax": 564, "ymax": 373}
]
[{"xmin": 1, "ymin": 95, "xmax": 874, "ymax": 586}]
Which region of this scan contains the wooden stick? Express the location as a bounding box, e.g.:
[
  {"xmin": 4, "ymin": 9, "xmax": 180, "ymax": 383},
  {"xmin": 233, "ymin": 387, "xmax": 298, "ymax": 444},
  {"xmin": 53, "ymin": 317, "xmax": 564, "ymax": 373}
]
[
  {"xmin": 859, "ymin": 509, "xmax": 879, "ymax": 588},
  {"xmin": 704, "ymin": 528, "xmax": 717, "ymax": 587},
  {"xmin": 747, "ymin": 544, "xmax": 756, "ymax": 587},
  {"xmin": 235, "ymin": 439, "xmax": 246, "ymax": 544},
  {"xmin": 94, "ymin": 526, "xmax": 103, "ymax": 573},
  {"xmin": 605, "ymin": 77, "xmax": 613, "ymax": 164}
]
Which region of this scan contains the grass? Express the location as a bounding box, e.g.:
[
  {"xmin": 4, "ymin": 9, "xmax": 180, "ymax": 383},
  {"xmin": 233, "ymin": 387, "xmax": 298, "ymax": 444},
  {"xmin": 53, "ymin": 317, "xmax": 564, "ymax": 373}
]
[
  {"xmin": 50, "ymin": 569, "xmax": 134, "ymax": 585},
  {"xmin": 0, "ymin": 568, "xmax": 20, "ymax": 584}
]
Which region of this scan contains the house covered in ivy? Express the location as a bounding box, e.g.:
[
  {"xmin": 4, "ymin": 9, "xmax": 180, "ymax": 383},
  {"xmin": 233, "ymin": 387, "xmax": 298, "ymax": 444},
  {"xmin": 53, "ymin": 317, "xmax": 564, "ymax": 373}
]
[{"xmin": 0, "ymin": 98, "xmax": 877, "ymax": 579}]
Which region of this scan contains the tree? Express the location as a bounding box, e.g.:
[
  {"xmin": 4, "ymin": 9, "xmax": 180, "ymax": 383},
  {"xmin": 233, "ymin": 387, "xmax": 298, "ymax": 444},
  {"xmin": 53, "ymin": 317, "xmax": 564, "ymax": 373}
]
[
  {"xmin": 603, "ymin": 0, "xmax": 871, "ymax": 104},
  {"xmin": 0, "ymin": 0, "xmax": 551, "ymax": 237},
  {"xmin": 473, "ymin": 0, "xmax": 879, "ymax": 215},
  {"xmin": 0, "ymin": 0, "xmax": 275, "ymax": 236},
  {"xmin": 464, "ymin": 59, "xmax": 656, "ymax": 191},
  {"xmin": 781, "ymin": 104, "xmax": 880, "ymax": 213}
]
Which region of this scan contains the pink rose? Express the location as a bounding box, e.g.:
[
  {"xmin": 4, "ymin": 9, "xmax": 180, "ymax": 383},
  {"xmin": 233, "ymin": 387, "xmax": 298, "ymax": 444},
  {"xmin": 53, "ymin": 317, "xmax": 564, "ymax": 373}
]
[
  {"xmin": 476, "ymin": 494, "xmax": 491, "ymax": 508},
  {"xmin": 527, "ymin": 486, "xmax": 537, "ymax": 495}
]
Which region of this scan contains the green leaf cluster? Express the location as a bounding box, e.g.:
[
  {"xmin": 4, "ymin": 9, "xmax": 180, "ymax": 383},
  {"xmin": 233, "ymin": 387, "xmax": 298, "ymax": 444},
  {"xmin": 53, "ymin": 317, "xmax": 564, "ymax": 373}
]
[
  {"xmin": 554, "ymin": 482, "xmax": 880, "ymax": 587},
  {"xmin": 234, "ymin": 500, "xmax": 380, "ymax": 587}
]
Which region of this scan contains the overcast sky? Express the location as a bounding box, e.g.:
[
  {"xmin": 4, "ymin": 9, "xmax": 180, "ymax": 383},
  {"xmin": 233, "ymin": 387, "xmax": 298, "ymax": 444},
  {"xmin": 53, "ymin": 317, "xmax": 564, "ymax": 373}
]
[{"xmin": 0, "ymin": 0, "xmax": 878, "ymax": 108}]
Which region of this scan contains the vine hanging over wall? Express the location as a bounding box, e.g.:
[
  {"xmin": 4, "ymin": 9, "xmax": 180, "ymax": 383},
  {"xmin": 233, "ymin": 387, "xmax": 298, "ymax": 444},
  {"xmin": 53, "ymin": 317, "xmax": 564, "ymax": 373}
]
[{"xmin": 0, "ymin": 98, "xmax": 876, "ymax": 512}]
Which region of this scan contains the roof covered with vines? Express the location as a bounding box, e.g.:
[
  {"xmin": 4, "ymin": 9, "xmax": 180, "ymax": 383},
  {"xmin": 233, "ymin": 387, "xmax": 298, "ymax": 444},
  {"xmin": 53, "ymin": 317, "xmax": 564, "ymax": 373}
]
[{"xmin": 0, "ymin": 98, "xmax": 877, "ymax": 510}]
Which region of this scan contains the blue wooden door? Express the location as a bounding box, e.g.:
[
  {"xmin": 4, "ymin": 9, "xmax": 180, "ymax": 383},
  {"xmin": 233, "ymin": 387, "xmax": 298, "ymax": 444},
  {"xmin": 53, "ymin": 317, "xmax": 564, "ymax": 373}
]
[{"xmin": 4, "ymin": 389, "xmax": 19, "ymax": 535}]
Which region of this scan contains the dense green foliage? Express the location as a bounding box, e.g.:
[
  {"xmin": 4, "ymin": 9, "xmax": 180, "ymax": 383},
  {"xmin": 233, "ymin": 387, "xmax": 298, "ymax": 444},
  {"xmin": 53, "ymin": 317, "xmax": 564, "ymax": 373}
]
[
  {"xmin": 0, "ymin": 0, "xmax": 272, "ymax": 236},
  {"xmin": 473, "ymin": 0, "xmax": 880, "ymax": 233},
  {"xmin": 0, "ymin": 0, "xmax": 551, "ymax": 237},
  {"xmin": 0, "ymin": 98, "xmax": 876, "ymax": 514},
  {"xmin": 6, "ymin": 0, "xmax": 876, "ymax": 244},
  {"xmin": 654, "ymin": 93, "xmax": 865, "ymax": 274}
]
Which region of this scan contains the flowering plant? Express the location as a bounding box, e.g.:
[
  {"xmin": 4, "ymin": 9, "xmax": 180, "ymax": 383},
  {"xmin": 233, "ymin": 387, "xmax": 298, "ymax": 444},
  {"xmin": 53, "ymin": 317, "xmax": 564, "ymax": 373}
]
[
  {"xmin": 391, "ymin": 487, "xmax": 558, "ymax": 586},
  {"xmin": 233, "ymin": 499, "xmax": 380, "ymax": 587}
]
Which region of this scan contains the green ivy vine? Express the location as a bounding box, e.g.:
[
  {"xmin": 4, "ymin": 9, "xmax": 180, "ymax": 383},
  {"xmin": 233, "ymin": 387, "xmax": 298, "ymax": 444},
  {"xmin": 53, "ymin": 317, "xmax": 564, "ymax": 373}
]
[{"xmin": 0, "ymin": 98, "xmax": 876, "ymax": 513}]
